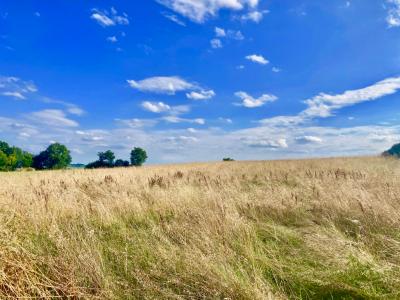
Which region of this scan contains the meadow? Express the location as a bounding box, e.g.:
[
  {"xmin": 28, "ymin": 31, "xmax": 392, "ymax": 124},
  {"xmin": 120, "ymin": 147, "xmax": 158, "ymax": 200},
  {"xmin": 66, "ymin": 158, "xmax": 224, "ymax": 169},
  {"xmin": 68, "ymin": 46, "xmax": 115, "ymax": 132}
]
[{"xmin": 0, "ymin": 157, "xmax": 399, "ymax": 299}]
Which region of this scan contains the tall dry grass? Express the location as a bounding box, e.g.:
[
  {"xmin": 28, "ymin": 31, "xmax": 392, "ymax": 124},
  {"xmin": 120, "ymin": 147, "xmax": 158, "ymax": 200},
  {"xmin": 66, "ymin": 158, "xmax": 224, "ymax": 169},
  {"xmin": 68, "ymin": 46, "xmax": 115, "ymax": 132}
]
[{"xmin": 0, "ymin": 157, "xmax": 400, "ymax": 299}]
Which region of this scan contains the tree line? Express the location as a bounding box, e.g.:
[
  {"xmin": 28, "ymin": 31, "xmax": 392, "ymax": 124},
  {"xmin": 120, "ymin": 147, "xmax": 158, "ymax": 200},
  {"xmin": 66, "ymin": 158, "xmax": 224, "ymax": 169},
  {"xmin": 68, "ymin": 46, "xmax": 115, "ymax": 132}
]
[{"xmin": 0, "ymin": 140, "xmax": 147, "ymax": 171}]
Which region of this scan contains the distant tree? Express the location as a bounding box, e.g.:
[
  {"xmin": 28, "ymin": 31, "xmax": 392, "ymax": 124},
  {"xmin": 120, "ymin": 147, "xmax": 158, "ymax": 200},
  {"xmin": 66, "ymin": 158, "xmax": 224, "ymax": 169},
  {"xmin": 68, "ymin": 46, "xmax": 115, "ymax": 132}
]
[
  {"xmin": 33, "ymin": 143, "xmax": 72, "ymax": 170},
  {"xmin": 0, "ymin": 141, "xmax": 12, "ymax": 156},
  {"xmin": 114, "ymin": 159, "xmax": 130, "ymax": 167},
  {"xmin": 0, "ymin": 150, "xmax": 8, "ymax": 171},
  {"xmin": 98, "ymin": 150, "xmax": 115, "ymax": 166},
  {"xmin": 223, "ymin": 157, "xmax": 235, "ymax": 162},
  {"xmin": 0, "ymin": 141, "xmax": 34, "ymax": 171},
  {"xmin": 85, "ymin": 160, "xmax": 110, "ymax": 169},
  {"xmin": 130, "ymin": 147, "xmax": 148, "ymax": 166},
  {"xmin": 383, "ymin": 143, "xmax": 400, "ymax": 158}
]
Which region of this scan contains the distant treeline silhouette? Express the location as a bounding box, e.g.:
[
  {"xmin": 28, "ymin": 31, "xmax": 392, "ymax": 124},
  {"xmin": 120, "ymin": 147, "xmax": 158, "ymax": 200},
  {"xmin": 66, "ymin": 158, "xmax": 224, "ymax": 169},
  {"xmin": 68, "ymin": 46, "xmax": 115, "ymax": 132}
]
[{"xmin": 0, "ymin": 140, "xmax": 147, "ymax": 171}]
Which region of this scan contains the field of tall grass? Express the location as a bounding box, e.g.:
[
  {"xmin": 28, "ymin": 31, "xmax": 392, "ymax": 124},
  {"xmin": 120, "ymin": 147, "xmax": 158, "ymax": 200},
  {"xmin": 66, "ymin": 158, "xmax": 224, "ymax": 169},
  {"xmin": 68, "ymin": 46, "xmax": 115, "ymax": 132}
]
[{"xmin": 0, "ymin": 157, "xmax": 399, "ymax": 299}]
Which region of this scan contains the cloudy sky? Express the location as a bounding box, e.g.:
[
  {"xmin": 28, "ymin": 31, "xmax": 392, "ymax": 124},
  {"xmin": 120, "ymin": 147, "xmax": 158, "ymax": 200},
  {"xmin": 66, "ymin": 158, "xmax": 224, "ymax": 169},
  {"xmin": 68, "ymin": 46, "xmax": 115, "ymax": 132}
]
[{"xmin": 1, "ymin": 0, "xmax": 400, "ymax": 164}]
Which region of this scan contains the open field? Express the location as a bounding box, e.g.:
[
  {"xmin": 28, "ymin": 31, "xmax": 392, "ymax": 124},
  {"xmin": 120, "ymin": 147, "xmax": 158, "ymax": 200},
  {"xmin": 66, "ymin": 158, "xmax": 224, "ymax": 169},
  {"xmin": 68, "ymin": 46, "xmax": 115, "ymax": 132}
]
[{"xmin": 1, "ymin": 157, "xmax": 400, "ymax": 299}]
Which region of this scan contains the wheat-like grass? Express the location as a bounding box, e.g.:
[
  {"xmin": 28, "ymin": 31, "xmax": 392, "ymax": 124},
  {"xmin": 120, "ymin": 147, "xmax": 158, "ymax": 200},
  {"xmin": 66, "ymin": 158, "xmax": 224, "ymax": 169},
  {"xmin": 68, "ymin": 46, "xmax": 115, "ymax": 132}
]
[{"xmin": 0, "ymin": 157, "xmax": 399, "ymax": 299}]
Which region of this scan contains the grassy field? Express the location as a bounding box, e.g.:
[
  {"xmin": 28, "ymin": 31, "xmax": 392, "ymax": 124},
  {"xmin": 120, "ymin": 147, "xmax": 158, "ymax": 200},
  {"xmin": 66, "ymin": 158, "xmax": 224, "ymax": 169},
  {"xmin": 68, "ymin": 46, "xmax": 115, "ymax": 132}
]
[{"xmin": 0, "ymin": 157, "xmax": 400, "ymax": 299}]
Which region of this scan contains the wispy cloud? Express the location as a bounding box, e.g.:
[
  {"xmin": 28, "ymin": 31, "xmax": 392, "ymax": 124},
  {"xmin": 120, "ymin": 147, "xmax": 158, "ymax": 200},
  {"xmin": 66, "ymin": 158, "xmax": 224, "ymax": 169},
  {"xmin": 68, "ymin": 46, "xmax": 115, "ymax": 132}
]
[
  {"xmin": 91, "ymin": 7, "xmax": 129, "ymax": 27},
  {"xmin": 234, "ymin": 91, "xmax": 277, "ymax": 108},
  {"xmin": 386, "ymin": 0, "xmax": 400, "ymax": 27},
  {"xmin": 260, "ymin": 76, "xmax": 400, "ymax": 126},
  {"xmin": 0, "ymin": 76, "xmax": 38, "ymax": 100},
  {"xmin": 210, "ymin": 38, "xmax": 223, "ymax": 48},
  {"xmin": 162, "ymin": 12, "xmax": 186, "ymax": 26},
  {"xmin": 28, "ymin": 109, "xmax": 79, "ymax": 128},
  {"xmin": 241, "ymin": 10, "xmax": 269, "ymax": 23}
]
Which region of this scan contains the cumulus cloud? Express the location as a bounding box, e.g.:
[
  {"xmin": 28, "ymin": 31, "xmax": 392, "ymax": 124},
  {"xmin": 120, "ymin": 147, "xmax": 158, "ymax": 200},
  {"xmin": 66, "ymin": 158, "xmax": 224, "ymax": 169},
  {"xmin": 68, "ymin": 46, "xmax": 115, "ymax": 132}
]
[
  {"xmin": 246, "ymin": 54, "xmax": 269, "ymax": 65},
  {"xmin": 156, "ymin": 0, "xmax": 259, "ymax": 23},
  {"xmin": 212, "ymin": 27, "xmax": 244, "ymax": 47},
  {"xmin": 91, "ymin": 7, "xmax": 129, "ymax": 27},
  {"xmin": 186, "ymin": 90, "xmax": 215, "ymax": 100},
  {"xmin": 127, "ymin": 76, "xmax": 196, "ymax": 94},
  {"xmin": 234, "ymin": 91, "xmax": 277, "ymax": 108}
]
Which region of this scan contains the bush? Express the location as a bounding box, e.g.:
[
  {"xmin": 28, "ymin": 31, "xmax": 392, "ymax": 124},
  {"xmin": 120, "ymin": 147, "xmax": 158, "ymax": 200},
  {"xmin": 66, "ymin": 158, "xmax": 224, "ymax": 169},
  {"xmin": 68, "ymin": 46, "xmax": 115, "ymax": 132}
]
[
  {"xmin": 223, "ymin": 157, "xmax": 235, "ymax": 162},
  {"xmin": 382, "ymin": 143, "xmax": 400, "ymax": 158}
]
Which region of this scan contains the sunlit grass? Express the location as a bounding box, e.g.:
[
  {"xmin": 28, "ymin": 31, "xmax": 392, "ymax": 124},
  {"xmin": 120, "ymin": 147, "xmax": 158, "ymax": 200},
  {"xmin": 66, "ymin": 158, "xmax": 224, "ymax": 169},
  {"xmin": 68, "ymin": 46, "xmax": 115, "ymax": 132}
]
[{"xmin": 0, "ymin": 157, "xmax": 399, "ymax": 299}]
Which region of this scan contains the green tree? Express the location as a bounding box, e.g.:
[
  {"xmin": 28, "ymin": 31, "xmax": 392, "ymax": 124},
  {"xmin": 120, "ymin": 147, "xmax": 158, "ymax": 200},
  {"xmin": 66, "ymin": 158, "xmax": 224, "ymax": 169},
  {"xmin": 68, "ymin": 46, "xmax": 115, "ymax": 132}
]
[
  {"xmin": 98, "ymin": 150, "xmax": 115, "ymax": 166},
  {"xmin": 130, "ymin": 147, "xmax": 148, "ymax": 166},
  {"xmin": 0, "ymin": 150, "xmax": 8, "ymax": 171},
  {"xmin": 0, "ymin": 141, "xmax": 12, "ymax": 156},
  {"xmin": 383, "ymin": 143, "xmax": 400, "ymax": 158},
  {"xmin": 33, "ymin": 143, "xmax": 72, "ymax": 170}
]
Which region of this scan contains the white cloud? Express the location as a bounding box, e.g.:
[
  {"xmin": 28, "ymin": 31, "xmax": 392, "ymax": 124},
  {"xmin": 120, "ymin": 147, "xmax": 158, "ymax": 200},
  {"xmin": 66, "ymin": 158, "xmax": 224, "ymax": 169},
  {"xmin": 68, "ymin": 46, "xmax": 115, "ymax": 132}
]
[
  {"xmin": 303, "ymin": 77, "xmax": 400, "ymax": 118},
  {"xmin": 186, "ymin": 90, "xmax": 215, "ymax": 100},
  {"xmin": 157, "ymin": 0, "xmax": 259, "ymax": 23},
  {"xmin": 234, "ymin": 91, "xmax": 277, "ymax": 108},
  {"xmin": 107, "ymin": 36, "xmax": 118, "ymax": 43},
  {"xmin": 28, "ymin": 109, "xmax": 78, "ymax": 128},
  {"xmin": 210, "ymin": 38, "xmax": 223, "ymax": 48},
  {"xmin": 295, "ymin": 136, "xmax": 322, "ymax": 144},
  {"xmin": 163, "ymin": 116, "xmax": 205, "ymax": 125},
  {"xmin": 162, "ymin": 12, "xmax": 186, "ymax": 26},
  {"xmin": 244, "ymin": 138, "xmax": 288, "ymax": 149},
  {"xmin": 115, "ymin": 118, "xmax": 158, "ymax": 128},
  {"xmin": 2, "ymin": 91, "xmax": 26, "ymax": 100},
  {"xmin": 141, "ymin": 101, "xmax": 171, "ymax": 113},
  {"xmin": 259, "ymin": 76, "xmax": 400, "ymax": 127},
  {"xmin": 166, "ymin": 136, "xmax": 198, "ymax": 143},
  {"xmin": 91, "ymin": 7, "xmax": 129, "ymax": 27},
  {"xmin": 386, "ymin": 0, "xmax": 400, "ymax": 27},
  {"xmin": 0, "ymin": 76, "xmax": 38, "ymax": 100},
  {"xmin": 246, "ymin": 54, "xmax": 269, "ymax": 65},
  {"xmin": 215, "ymin": 27, "xmax": 226, "ymax": 37},
  {"xmin": 218, "ymin": 117, "xmax": 233, "ymax": 124},
  {"xmin": 241, "ymin": 10, "xmax": 269, "ymax": 23},
  {"xmin": 272, "ymin": 67, "xmax": 281, "ymax": 73},
  {"xmin": 127, "ymin": 76, "xmax": 196, "ymax": 94}
]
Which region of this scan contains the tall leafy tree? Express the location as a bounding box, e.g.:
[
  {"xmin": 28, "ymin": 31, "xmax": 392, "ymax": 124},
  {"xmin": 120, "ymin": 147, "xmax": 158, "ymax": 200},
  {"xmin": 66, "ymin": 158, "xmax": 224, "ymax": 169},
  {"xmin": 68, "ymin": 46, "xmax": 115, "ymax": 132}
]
[
  {"xmin": 98, "ymin": 150, "xmax": 115, "ymax": 165},
  {"xmin": 33, "ymin": 143, "xmax": 71, "ymax": 170},
  {"xmin": 130, "ymin": 147, "xmax": 148, "ymax": 166}
]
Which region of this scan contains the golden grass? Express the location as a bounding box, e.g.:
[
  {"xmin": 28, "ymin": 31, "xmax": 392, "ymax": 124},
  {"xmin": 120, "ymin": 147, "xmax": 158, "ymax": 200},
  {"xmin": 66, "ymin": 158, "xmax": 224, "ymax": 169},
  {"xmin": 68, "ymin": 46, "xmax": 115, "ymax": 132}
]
[{"xmin": 1, "ymin": 157, "xmax": 400, "ymax": 299}]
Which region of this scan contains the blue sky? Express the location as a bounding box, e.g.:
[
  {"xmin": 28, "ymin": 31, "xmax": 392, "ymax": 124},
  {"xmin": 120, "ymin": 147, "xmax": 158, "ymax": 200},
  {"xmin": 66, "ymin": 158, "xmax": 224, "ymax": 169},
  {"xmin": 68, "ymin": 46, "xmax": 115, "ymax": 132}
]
[{"xmin": 1, "ymin": 0, "xmax": 400, "ymax": 164}]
